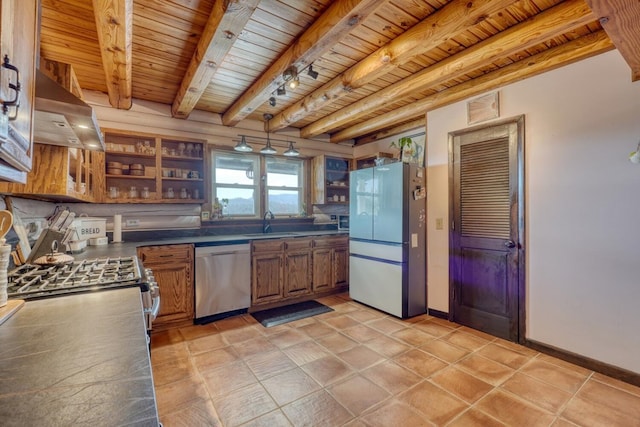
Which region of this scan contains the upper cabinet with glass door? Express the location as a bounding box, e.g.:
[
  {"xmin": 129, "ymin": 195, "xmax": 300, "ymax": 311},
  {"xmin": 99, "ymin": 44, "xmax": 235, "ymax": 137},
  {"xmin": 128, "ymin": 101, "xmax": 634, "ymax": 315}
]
[{"xmin": 311, "ymin": 155, "xmax": 350, "ymax": 205}]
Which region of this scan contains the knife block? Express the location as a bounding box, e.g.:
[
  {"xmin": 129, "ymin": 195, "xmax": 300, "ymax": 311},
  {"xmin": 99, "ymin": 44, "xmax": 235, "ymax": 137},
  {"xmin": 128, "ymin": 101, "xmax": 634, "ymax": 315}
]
[{"xmin": 26, "ymin": 229, "xmax": 67, "ymax": 264}]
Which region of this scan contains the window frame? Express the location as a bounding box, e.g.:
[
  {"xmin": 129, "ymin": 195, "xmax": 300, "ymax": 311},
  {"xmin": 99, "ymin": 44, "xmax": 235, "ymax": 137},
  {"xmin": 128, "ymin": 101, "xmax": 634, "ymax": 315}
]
[
  {"xmin": 265, "ymin": 156, "xmax": 305, "ymax": 216},
  {"xmin": 210, "ymin": 148, "xmax": 308, "ymax": 219}
]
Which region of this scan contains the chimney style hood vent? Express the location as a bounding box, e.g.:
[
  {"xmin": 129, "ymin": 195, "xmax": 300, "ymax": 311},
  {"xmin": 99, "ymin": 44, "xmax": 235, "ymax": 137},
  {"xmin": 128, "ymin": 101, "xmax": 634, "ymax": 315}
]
[{"xmin": 34, "ymin": 70, "xmax": 105, "ymax": 151}]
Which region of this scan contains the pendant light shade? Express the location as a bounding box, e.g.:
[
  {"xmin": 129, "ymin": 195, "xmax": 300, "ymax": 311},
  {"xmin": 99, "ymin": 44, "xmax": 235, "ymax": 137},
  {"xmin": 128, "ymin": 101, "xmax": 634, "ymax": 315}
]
[
  {"xmin": 260, "ymin": 113, "xmax": 277, "ymax": 154},
  {"xmin": 234, "ymin": 135, "xmax": 253, "ymax": 152},
  {"xmin": 260, "ymin": 140, "xmax": 277, "ymax": 155},
  {"xmin": 283, "ymin": 141, "xmax": 300, "ymax": 157}
]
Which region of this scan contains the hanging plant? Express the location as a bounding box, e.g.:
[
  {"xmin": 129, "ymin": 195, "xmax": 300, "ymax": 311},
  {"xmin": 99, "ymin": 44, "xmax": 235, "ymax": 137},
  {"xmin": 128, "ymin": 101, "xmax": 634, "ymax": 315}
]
[{"xmin": 390, "ymin": 136, "xmax": 413, "ymax": 162}]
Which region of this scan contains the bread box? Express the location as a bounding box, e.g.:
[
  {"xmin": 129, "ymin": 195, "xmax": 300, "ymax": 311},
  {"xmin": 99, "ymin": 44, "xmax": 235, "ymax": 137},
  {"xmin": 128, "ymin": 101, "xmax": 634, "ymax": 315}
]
[{"xmin": 71, "ymin": 217, "xmax": 106, "ymax": 239}]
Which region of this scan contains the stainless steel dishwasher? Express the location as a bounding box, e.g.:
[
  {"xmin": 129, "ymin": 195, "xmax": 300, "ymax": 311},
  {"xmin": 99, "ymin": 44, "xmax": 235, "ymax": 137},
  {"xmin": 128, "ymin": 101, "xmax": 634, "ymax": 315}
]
[{"xmin": 195, "ymin": 243, "xmax": 251, "ymax": 323}]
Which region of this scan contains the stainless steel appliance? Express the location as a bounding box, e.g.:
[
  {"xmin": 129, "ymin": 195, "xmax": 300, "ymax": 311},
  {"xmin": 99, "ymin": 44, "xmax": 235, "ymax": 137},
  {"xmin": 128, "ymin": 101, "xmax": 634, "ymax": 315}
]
[
  {"xmin": 338, "ymin": 214, "xmax": 349, "ymax": 230},
  {"xmin": 195, "ymin": 244, "xmax": 251, "ymax": 323},
  {"xmin": 349, "ymin": 161, "xmax": 427, "ymax": 318},
  {"xmin": 7, "ymin": 256, "xmax": 160, "ymax": 332}
]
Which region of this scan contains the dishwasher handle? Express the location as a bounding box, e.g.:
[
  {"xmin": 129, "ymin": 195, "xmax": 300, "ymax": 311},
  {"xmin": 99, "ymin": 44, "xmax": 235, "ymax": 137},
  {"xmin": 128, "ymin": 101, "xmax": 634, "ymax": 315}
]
[{"xmin": 195, "ymin": 244, "xmax": 251, "ymax": 257}]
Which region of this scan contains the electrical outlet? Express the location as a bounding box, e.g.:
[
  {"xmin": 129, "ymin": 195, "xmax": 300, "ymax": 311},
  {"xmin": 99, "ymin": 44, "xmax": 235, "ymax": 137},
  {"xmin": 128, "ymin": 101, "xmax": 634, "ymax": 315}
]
[
  {"xmin": 435, "ymin": 218, "xmax": 444, "ymax": 230},
  {"xmin": 330, "ymin": 215, "xmax": 337, "ymax": 220},
  {"xmin": 126, "ymin": 219, "xmax": 140, "ymax": 227}
]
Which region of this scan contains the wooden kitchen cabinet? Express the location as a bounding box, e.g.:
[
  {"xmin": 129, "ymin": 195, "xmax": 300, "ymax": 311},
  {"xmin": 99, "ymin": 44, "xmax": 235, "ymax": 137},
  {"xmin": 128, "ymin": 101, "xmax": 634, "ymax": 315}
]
[
  {"xmin": 353, "ymin": 152, "xmax": 394, "ymax": 169},
  {"xmin": 0, "ymin": 143, "xmax": 103, "ymax": 201},
  {"xmin": 311, "ymin": 155, "xmax": 350, "ymax": 205},
  {"xmin": 103, "ymin": 130, "xmax": 205, "ymax": 203},
  {"xmin": 252, "ymin": 239, "xmax": 284, "ymax": 305},
  {"xmin": 251, "ymin": 235, "xmax": 348, "ymax": 308},
  {"xmin": 312, "ymin": 235, "xmax": 349, "ymax": 291},
  {"xmin": 137, "ymin": 244, "xmax": 194, "ymax": 330},
  {"xmin": 0, "ymin": 0, "xmax": 39, "ymax": 183},
  {"xmin": 284, "ymin": 238, "xmax": 312, "ymax": 297}
]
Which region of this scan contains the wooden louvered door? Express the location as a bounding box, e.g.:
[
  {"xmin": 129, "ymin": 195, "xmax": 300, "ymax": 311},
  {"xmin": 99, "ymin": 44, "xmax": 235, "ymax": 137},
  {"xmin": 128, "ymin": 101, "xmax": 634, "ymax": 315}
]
[{"xmin": 449, "ymin": 116, "xmax": 524, "ymax": 341}]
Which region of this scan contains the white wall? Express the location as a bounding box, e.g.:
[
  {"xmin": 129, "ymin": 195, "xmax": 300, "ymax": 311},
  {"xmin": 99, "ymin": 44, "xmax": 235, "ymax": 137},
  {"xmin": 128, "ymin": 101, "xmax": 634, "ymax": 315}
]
[{"xmin": 426, "ymin": 50, "xmax": 640, "ymax": 373}]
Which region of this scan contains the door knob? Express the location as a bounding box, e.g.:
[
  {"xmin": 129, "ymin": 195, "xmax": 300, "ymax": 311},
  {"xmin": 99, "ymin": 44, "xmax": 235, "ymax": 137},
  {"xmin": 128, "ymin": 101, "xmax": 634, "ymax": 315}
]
[{"xmin": 504, "ymin": 240, "xmax": 516, "ymax": 248}]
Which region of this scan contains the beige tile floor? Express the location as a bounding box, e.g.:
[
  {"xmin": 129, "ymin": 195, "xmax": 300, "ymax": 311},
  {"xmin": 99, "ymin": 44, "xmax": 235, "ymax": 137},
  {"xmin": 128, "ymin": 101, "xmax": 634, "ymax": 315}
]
[{"xmin": 150, "ymin": 294, "xmax": 640, "ymax": 426}]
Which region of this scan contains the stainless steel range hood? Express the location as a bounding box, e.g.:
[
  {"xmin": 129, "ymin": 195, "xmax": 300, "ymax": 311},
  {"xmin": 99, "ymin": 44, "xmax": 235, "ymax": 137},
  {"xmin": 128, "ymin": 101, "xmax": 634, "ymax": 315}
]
[{"xmin": 34, "ymin": 70, "xmax": 105, "ymax": 151}]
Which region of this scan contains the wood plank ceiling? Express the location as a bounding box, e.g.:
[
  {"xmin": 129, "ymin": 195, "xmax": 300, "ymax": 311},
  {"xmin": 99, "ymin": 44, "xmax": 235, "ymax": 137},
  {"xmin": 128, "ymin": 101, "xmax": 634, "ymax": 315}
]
[{"xmin": 39, "ymin": 0, "xmax": 638, "ymax": 145}]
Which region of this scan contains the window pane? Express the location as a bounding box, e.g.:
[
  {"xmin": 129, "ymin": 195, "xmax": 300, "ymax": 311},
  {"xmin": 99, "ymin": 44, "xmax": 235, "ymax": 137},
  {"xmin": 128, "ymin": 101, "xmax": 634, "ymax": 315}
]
[
  {"xmin": 266, "ymin": 158, "xmax": 303, "ymax": 215},
  {"xmin": 266, "ymin": 158, "xmax": 301, "ymax": 188},
  {"xmin": 217, "ymin": 187, "xmax": 257, "ymax": 216},
  {"xmin": 212, "ymin": 151, "xmax": 260, "ymax": 218},
  {"xmin": 268, "ymin": 190, "xmax": 299, "ymax": 215},
  {"xmin": 215, "ymin": 154, "xmax": 257, "ymax": 185}
]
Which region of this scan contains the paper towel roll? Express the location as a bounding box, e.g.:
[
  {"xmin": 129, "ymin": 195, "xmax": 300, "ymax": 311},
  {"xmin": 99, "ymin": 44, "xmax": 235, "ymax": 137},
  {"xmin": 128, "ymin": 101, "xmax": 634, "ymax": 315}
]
[{"xmin": 113, "ymin": 214, "xmax": 122, "ymax": 243}]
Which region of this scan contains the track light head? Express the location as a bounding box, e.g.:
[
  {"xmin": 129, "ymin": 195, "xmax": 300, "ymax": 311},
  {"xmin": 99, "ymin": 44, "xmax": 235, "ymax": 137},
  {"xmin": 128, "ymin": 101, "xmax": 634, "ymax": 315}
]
[
  {"xmin": 307, "ymin": 64, "xmax": 319, "ymax": 79},
  {"xmin": 276, "ymin": 85, "xmax": 286, "ymax": 96},
  {"xmin": 269, "ymin": 96, "xmax": 276, "ymax": 107}
]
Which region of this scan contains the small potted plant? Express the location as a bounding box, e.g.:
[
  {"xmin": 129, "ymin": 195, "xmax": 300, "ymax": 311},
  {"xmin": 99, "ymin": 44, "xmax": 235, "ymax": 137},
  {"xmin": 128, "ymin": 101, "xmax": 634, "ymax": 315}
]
[{"xmin": 390, "ymin": 136, "xmax": 413, "ymax": 162}]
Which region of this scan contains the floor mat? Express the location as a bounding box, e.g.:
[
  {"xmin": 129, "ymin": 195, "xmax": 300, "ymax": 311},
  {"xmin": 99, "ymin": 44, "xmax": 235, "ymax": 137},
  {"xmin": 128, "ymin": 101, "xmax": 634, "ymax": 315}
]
[{"xmin": 251, "ymin": 300, "xmax": 334, "ymax": 327}]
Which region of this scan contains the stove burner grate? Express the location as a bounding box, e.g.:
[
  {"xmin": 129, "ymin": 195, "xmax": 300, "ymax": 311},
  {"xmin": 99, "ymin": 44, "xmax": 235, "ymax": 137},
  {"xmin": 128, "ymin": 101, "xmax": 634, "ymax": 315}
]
[{"xmin": 7, "ymin": 256, "xmax": 143, "ymax": 299}]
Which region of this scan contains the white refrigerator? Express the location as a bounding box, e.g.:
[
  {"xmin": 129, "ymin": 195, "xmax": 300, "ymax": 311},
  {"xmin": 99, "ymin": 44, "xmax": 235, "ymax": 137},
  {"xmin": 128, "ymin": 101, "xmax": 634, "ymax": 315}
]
[{"xmin": 349, "ymin": 161, "xmax": 427, "ymax": 318}]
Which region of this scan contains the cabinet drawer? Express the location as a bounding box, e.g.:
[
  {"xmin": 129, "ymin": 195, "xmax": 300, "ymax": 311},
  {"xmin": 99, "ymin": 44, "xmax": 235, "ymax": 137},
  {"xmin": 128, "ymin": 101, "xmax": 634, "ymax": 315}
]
[
  {"xmin": 313, "ymin": 236, "xmax": 348, "ymax": 248},
  {"xmin": 284, "ymin": 238, "xmax": 312, "ymax": 251},
  {"xmin": 252, "ymin": 239, "xmax": 284, "ymax": 253},
  {"xmin": 138, "ymin": 244, "xmax": 194, "ymax": 264}
]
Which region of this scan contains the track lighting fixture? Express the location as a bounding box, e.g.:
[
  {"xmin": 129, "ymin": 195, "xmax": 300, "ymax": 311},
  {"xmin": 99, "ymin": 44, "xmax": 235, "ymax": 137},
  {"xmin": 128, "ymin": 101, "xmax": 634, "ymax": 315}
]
[
  {"xmin": 260, "ymin": 114, "xmax": 277, "ymax": 155},
  {"xmin": 283, "ymin": 66, "xmax": 299, "ymax": 90},
  {"xmin": 274, "ymin": 64, "xmax": 319, "ymax": 100},
  {"xmin": 282, "ymin": 66, "xmax": 297, "ymax": 82},
  {"xmin": 307, "ymin": 64, "xmax": 318, "ymax": 79},
  {"xmin": 269, "ymin": 96, "xmax": 276, "ymax": 107}
]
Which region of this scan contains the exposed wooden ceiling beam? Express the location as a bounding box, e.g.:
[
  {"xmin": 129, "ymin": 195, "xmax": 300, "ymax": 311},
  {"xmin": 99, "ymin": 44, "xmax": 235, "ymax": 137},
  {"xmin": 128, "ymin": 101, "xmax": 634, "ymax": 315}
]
[
  {"xmin": 267, "ymin": 0, "xmax": 519, "ymax": 132},
  {"xmin": 172, "ymin": 0, "xmax": 259, "ymax": 119},
  {"xmin": 332, "ymin": 30, "xmax": 614, "ymax": 143},
  {"xmin": 92, "ymin": 0, "xmax": 132, "ymax": 109},
  {"xmin": 302, "ymin": 0, "xmax": 595, "ymax": 138},
  {"xmin": 221, "ymin": 0, "xmax": 385, "ymax": 127},
  {"xmin": 355, "ymin": 118, "xmax": 426, "ymax": 146},
  {"xmin": 585, "ymin": 0, "xmax": 640, "ymax": 81}
]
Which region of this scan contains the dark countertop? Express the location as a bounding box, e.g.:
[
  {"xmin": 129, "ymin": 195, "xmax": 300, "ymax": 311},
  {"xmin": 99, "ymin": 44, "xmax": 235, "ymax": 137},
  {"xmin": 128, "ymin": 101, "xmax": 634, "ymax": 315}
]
[
  {"xmin": 0, "ymin": 288, "xmax": 159, "ymax": 426},
  {"xmin": 73, "ymin": 230, "xmax": 348, "ymax": 260}
]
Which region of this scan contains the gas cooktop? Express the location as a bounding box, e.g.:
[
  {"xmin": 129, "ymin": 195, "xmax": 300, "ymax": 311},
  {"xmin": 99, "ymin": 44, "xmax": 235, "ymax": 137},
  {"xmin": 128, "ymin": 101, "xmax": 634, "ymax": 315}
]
[{"xmin": 7, "ymin": 256, "xmax": 145, "ymax": 300}]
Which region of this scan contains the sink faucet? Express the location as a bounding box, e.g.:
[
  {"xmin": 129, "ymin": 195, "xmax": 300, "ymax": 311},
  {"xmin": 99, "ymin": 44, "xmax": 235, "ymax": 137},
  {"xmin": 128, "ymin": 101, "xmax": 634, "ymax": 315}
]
[{"xmin": 263, "ymin": 210, "xmax": 274, "ymax": 233}]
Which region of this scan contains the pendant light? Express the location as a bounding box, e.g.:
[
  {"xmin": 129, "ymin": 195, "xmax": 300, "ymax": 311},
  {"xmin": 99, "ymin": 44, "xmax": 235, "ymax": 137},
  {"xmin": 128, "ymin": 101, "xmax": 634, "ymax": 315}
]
[
  {"xmin": 283, "ymin": 141, "xmax": 300, "ymax": 157},
  {"xmin": 260, "ymin": 113, "xmax": 277, "ymax": 155},
  {"xmin": 234, "ymin": 135, "xmax": 253, "ymax": 152}
]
